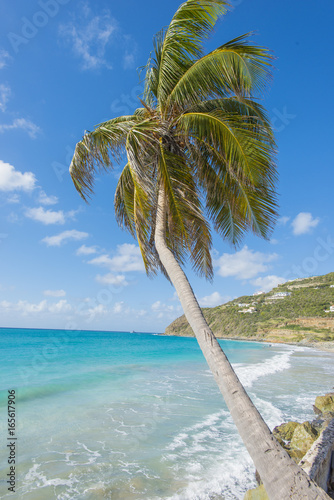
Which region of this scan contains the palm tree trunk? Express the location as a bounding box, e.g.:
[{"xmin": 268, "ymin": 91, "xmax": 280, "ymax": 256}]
[{"xmin": 154, "ymin": 187, "xmax": 330, "ymax": 500}]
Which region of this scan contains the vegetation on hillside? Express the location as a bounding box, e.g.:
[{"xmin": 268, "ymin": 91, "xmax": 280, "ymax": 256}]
[{"xmin": 165, "ymin": 272, "xmax": 334, "ymax": 343}]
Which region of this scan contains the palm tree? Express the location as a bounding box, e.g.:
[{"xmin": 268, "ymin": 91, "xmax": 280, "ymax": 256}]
[{"xmin": 69, "ymin": 1, "xmax": 329, "ymax": 498}]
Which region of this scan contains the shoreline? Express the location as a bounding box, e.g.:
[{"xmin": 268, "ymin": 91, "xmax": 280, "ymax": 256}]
[{"xmin": 164, "ymin": 332, "xmax": 334, "ymax": 353}]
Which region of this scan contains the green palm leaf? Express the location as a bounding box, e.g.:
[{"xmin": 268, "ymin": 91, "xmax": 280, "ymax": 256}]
[
  {"xmin": 167, "ymin": 34, "xmax": 273, "ymax": 111},
  {"xmin": 156, "ymin": 0, "xmax": 229, "ymax": 106}
]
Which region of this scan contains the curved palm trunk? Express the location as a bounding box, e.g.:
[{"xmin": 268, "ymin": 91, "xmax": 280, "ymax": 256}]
[{"xmin": 154, "ymin": 187, "xmax": 329, "ymax": 500}]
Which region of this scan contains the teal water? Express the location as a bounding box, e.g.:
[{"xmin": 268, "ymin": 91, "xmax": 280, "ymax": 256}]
[{"xmin": 0, "ymin": 328, "xmax": 334, "ymax": 499}]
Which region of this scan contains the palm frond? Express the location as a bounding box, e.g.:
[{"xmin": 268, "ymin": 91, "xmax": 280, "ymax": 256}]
[
  {"xmin": 114, "ymin": 163, "xmax": 136, "ymax": 237},
  {"xmin": 179, "ymin": 109, "xmax": 276, "ymax": 189},
  {"xmin": 158, "ymin": 144, "xmax": 213, "ymax": 278},
  {"xmin": 156, "ymin": 0, "xmax": 229, "ymax": 107},
  {"xmin": 167, "ymin": 34, "xmax": 273, "ymax": 110},
  {"xmin": 70, "ymin": 114, "xmax": 142, "ymax": 201},
  {"xmin": 185, "ymin": 119, "xmax": 278, "ymax": 242}
]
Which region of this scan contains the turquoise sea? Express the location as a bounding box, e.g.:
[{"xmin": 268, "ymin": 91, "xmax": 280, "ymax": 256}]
[{"xmin": 1, "ymin": 328, "xmax": 334, "ymax": 500}]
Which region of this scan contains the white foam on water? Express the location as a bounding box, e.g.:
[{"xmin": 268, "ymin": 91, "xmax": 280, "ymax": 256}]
[
  {"xmin": 163, "ymin": 461, "xmax": 255, "ymax": 500},
  {"xmin": 250, "ymin": 394, "xmax": 284, "ymax": 430},
  {"xmin": 23, "ymin": 463, "xmax": 78, "ymax": 490},
  {"xmin": 234, "ymin": 351, "xmax": 292, "ymax": 388},
  {"xmin": 167, "ymin": 432, "xmax": 189, "ymax": 451},
  {"xmin": 76, "ymin": 442, "xmax": 101, "ymax": 464},
  {"xmin": 162, "ymin": 409, "xmax": 256, "ymax": 500}
]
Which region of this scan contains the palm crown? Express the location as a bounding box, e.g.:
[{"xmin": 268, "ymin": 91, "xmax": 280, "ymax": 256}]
[{"xmin": 70, "ymin": 0, "xmax": 277, "ymax": 281}]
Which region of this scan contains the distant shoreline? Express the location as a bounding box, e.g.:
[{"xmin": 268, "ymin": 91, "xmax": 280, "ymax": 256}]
[{"xmin": 163, "ymin": 331, "xmax": 334, "ymax": 353}]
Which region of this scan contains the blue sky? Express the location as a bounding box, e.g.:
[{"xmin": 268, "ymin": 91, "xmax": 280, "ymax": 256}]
[{"xmin": 0, "ymin": 0, "xmax": 333, "ymax": 333}]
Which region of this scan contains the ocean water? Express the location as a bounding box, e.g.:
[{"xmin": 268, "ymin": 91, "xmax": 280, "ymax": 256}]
[{"xmin": 0, "ymin": 328, "xmax": 334, "ymax": 500}]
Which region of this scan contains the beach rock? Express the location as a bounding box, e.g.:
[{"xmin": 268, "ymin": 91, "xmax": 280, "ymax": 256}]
[
  {"xmin": 288, "ymin": 448, "xmax": 306, "ymax": 463},
  {"xmin": 314, "ymin": 393, "xmax": 334, "ymax": 415},
  {"xmin": 243, "ymin": 484, "xmax": 269, "ymax": 500},
  {"xmin": 273, "ymin": 421, "xmax": 299, "ymax": 443},
  {"xmin": 290, "ymin": 421, "xmax": 318, "ymax": 454}
]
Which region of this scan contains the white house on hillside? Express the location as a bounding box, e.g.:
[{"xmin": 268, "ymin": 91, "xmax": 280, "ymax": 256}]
[
  {"xmin": 267, "ymin": 292, "xmax": 291, "ymax": 300},
  {"xmin": 238, "ymin": 306, "xmax": 257, "ymax": 314}
]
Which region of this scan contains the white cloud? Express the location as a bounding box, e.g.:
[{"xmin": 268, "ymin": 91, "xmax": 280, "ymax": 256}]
[
  {"xmin": 42, "ymin": 229, "xmax": 89, "ymax": 247},
  {"xmin": 0, "ymin": 299, "xmax": 62, "ymax": 315},
  {"xmin": 113, "ymin": 301, "xmax": 124, "ymax": 314},
  {"xmin": 0, "ymin": 160, "xmax": 36, "ymax": 191},
  {"xmin": 25, "ymin": 206, "xmax": 66, "ymax": 225},
  {"xmin": 152, "ymin": 301, "xmax": 162, "ymax": 311},
  {"xmin": 0, "ymin": 118, "xmax": 41, "ymax": 138},
  {"xmin": 48, "ymin": 300, "xmax": 72, "ymax": 313},
  {"xmin": 43, "ymin": 289, "xmax": 66, "ymax": 297},
  {"xmin": 6, "ymin": 194, "xmax": 20, "ymax": 204},
  {"xmin": 89, "ymin": 243, "xmax": 144, "ymax": 272},
  {"xmin": 85, "ymin": 304, "xmax": 106, "ymax": 318},
  {"xmin": 251, "ymin": 275, "xmax": 287, "ymax": 293},
  {"xmin": 16, "ymin": 300, "xmax": 47, "ymax": 314},
  {"xmin": 95, "ymin": 273, "xmax": 128, "ymax": 286},
  {"xmin": 278, "ymin": 216, "xmax": 290, "ymax": 226},
  {"xmin": 291, "ymin": 212, "xmax": 320, "ymax": 236},
  {"xmin": 59, "ymin": 7, "xmax": 117, "ymax": 70},
  {"xmin": 214, "ymin": 246, "xmax": 278, "ymax": 280},
  {"xmin": 0, "ymin": 50, "xmax": 10, "ymax": 69},
  {"xmin": 198, "ymin": 292, "xmax": 228, "ymax": 308},
  {"xmin": 151, "ymin": 301, "xmax": 181, "ymax": 320},
  {"xmin": 0, "ymin": 298, "xmax": 73, "ymax": 315},
  {"xmin": 0, "ymin": 84, "xmax": 11, "ymax": 112},
  {"xmin": 76, "ymin": 244, "xmax": 97, "ymax": 256},
  {"xmin": 38, "ymin": 190, "xmax": 58, "ymax": 206}
]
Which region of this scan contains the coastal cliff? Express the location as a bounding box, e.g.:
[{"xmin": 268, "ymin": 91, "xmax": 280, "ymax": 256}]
[{"xmin": 165, "ymin": 272, "xmax": 334, "ymax": 348}]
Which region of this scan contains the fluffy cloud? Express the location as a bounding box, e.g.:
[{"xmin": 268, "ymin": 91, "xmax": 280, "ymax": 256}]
[
  {"xmin": 48, "ymin": 300, "xmax": 72, "ymax": 313},
  {"xmin": 278, "ymin": 216, "xmax": 290, "ymax": 226},
  {"xmin": 43, "ymin": 289, "xmax": 66, "ymax": 297},
  {"xmin": 198, "ymin": 292, "xmax": 229, "ymax": 308},
  {"xmin": 251, "ymin": 275, "xmax": 287, "ymax": 293},
  {"xmin": 42, "ymin": 229, "xmax": 89, "ymax": 247},
  {"xmin": 291, "ymin": 212, "xmax": 320, "ymax": 236},
  {"xmin": 0, "ymin": 161, "xmax": 36, "ymax": 191},
  {"xmin": 38, "ymin": 190, "xmax": 58, "ymax": 206},
  {"xmin": 113, "ymin": 301, "xmax": 125, "ymax": 314},
  {"xmin": 76, "ymin": 244, "xmax": 98, "ymax": 256},
  {"xmin": 6, "ymin": 194, "xmax": 20, "ymax": 204},
  {"xmin": 0, "ymin": 84, "xmax": 11, "ymax": 112},
  {"xmin": 151, "ymin": 300, "xmax": 181, "ymax": 320},
  {"xmin": 59, "ymin": 6, "xmax": 117, "ymax": 70},
  {"xmin": 89, "ymin": 243, "xmax": 144, "ymax": 272},
  {"xmin": 214, "ymin": 246, "xmax": 278, "ymax": 280},
  {"xmin": 95, "ymin": 273, "xmax": 128, "ymax": 286},
  {"xmin": 0, "ymin": 299, "xmax": 71, "ymax": 315},
  {"xmin": 0, "ymin": 118, "xmax": 41, "ymax": 138},
  {"xmin": 25, "ymin": 207, "xmax": 66, "ymax": 225}
]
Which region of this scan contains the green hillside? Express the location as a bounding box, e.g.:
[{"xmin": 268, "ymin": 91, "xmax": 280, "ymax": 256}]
[{"xmin": 165, "ymin": 272, "xmax": 334, "ymax": 344}]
